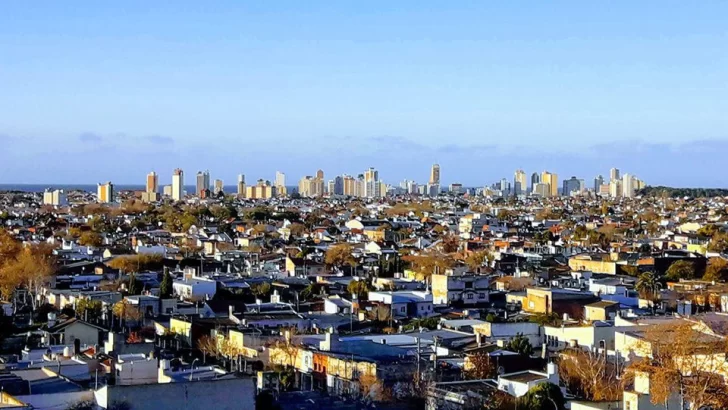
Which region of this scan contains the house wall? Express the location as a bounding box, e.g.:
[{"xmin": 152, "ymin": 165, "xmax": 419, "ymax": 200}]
[
  {"xmin": 98, "ymin": 378, "xmax": 255, "ymax": 410},
  {"xmin": 569, "ymin": 258, "xmax": 617, "ymax": 275},
  {"xmin": 64, "ymin": 321, "xmax": 101, "ymax": 346}
]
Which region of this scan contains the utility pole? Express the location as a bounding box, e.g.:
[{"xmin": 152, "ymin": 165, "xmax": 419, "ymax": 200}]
[
  {"xmin": 416, "ymin": 337, "xmax": 421, "ymax": 376},
  {"xmin": 433, "ymin": 336, "xmax": 439, "ymax": 382}
]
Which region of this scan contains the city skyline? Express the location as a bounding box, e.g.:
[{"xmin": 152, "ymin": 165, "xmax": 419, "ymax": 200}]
[{"xmin": 1, "ymin": 3, "xmax": 728, "ymax": 187}]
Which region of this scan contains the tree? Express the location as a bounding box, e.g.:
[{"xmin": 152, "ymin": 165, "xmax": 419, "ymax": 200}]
[
  {"xmin": 250, "ymin": 282, "xmax": 271, "ymax": 299},
  {"xmin": 707, "ymin": 231, "xmax": 728, "ymax": 253},
  {"xmin": 627, "ymin": 322, "xmax": 728, "ymax": 410},
  {"xmin": 288, "ymin": 223, "xmax": 306, "ymax": 238},
  {"xmin": 198, "ymin": 335, "xmax": 218, "ymax": 364},
  {"xmin": 78, "ymin": 231, "xmax": 103, "ymax": 247},
  {"xmin": 368, "ymin": 304, "xmax": 392, "ymax": 323},
  {"xmin": 159, "ymin": 267, "xmax": 173, "ymax": 298},
  {"xmin": 464, "ymin": 250, "xmax": 492, "ymax": 271},
  {"xmin": 505, "ymin": 333, "xmax": 533, "ymax": 356},
  {"xmin": 112, "ymin": 300, "xmax": 142, "ymax": 328},
  {"xmin": 440, "ymin": 235, "xmax": 460, "ymax": 253},
  {"xmin": 665, "ymin": 260, "xmax": 697, "ymax": 281},
  {"xmin": 300, "ymin": 283, "xmax": 323, "ymax": 300},
  {"xmin": 107, "ymin": 254, "xmax": 163, "ymax": 273},
  {"xmin": 635, "ymin": 271, "xmax": 661, "ymax": 305},
  {"xmin": 465, "ymin": 352, "xmax": 496, "ymax": 379},
  {"xmin": 325, "ymin": 244, "xmax": 355, "ymax": 267},
  {"xmin": 347, "ymin": 280, "xmax": 370, "ymax": 300},
  {"xmin": 558, "ymin": 349, "xmax": 621, "ymax": 401},
  {"xmin": 76, "ymin": 299, "xmax": 103, "ymax": 322},
  {"xmin": 0, "ymin": 239, "xmax": 56, "ymax": 304},
  {"xmin": 401, "ymin": 253, "xmax": 455, "ymax": 281},
  {"xmin": 127, "ymin": 273, "xmax": 143, "ymax": 295},
  {"xmin": 518, "ymin": 383, "xmax": 565, "ymax": 410},
  {"xmin": 703, "ymin": 258, "xmax": 728, "ymax": 282}
]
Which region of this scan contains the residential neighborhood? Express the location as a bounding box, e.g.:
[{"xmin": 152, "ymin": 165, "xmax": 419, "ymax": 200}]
[{"xmin": 2, "ymin": 175, "xmax": 728, "ymax": 410}]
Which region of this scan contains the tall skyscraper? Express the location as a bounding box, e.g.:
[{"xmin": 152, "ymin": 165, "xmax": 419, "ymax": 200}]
[
  {"xmin": 562, "ymin": 176, "xmax": 582, "ymax": 196},
  {"xmin": 146, "ymin": 172, "xmax": 158, "ymax": 193},
  {"xmin": 142, "ymin": 171, "xmax": 159, "ymax": 202},
  {"xmin": 275, "ymin": 171, "xmax": 286, "ymax": 188},
  {"xmin": 237, "ymin": 174, "xmax": 246, "ymax": 196},
  {"xmin": 316, "ymin": 169, "xmax": 324, "ymax": 180},
  {"xmin": 196, "ymin": 171, "xmax": 210, "ymax": 196},
  {"xmin": 172, "ymin": 168, "xmax": 184, "ymax": 201},
  {"xmin": 364, "ymin": 167, "xmax": 380, "ymax": 198},
  {"xmin": 214, "ymin": 179, "xmax": 224, "ymax": 195},
  {"xmin": 514, "ymin": 169, "xmax": 526, "ymax": 195},
  {"xmin": 609, "ymin": 179, "xmax": 622, "ymax": 198},
  {"xmin": 43, "ymin": 189, "xmax": 67, "ymax": 206},
  {"xmin": 530, "ymin": 172, "xmax": 540, "ymax": 192},
  {"xmin": 333, "ymin": 176, "xmax": 344, "ymax": 195},
  {"xmin": 622, "ymin": 173, "xmax": 636, "ymax": 198},
  {"xmin": 594, "ymin": 175, "xmax": 604, "ymax": 192},
  {"xmin": 429, "ymin": 164, "xmax": 440, "ymax": 185},
  {"xmin": 541, "ymin": 171, "xmax": 558, "ymax": 197},
  {"xmin": 610, "ymin": 168, "xmax": 620, "ymax": 182},
  {"xmin": 97, "ymin": 182, "xmax": 114, "ymax": 203},
  {"xmin": 343, "ymin": 175, "xmax": 356, "ymax": 196}
]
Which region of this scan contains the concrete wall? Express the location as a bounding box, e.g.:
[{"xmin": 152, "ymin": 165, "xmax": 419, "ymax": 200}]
[
  {"xmin": 64, "ymin": 321, "xmax": 101, "ymax": 346},
  {"xmin": 97, "ymin": 378, "xmax": 255, "ymax": 410}
]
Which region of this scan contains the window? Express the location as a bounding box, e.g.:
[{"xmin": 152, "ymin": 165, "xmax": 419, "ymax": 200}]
[
  {"xmin": 400, "ymin": 307, "xmax": 405, "ymax": 313},
  {"xmin": 528, "ymin": 301, "xmax": 535, "ymax": 309},
  {"xmin": 478, "ymin": 293, "xmax": 485, "ymax": 299},
  {"xmin": 467, "ymin": 294, "xmax": 474, "ymax": 300},
  {"xmin": 625, "ymin": 400, "xmax": 631, "ymax": 410}
]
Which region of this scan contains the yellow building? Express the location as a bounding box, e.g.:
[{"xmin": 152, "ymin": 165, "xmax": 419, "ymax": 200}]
[
  {"xmin": 97, "ymin": 182, "xmax": 114, "ymax": 203},
  {"xmin": 514, "ymin": 169, "xmax": 526, "ymax": 194},
  {"xmin": 146, "ymin": 172, "xmax": 158, "ymax": 193},
  {"xmin": 541, "ymin": 171, "xmax": 558, "ymax": 197},
  {"xmin": 568, "ymin": 253, "xmax": 618, "ymax": 275},
  {"xmin": 246, "ymin": 180, "xmax": 276, "ymax": 199},
  {"xmin": 430, "ymin": 164, "xmax": 440, "ymax": 185}
]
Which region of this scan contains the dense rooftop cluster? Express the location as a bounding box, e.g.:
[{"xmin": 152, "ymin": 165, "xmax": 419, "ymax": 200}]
[{"xmin": 2, "ymin": 188, "xmax": 728, "ymax": 409}]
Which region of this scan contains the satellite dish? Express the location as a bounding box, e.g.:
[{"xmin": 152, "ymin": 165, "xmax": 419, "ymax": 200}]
[{"xmin": 498, "ymin": 366, "xmax": 505, "ymax": 375}]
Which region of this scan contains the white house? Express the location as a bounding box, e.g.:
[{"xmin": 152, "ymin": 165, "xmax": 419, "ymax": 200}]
[
  {"xmin": 172, "ymin": 276, "xmax": 217, "ymax": 300},
  {"xmin": 497, "ymin": 363, "xmax": 560, "ymax": 398},
  {"xmin": 431, "ymin": 273, "xmax": 490, "ymax": 306},
  {"xmin": 324, "ymin": 296, "xmax": 354, "ymax": 314},
  {"xmin": 368, "ymin": 290, "xmax": 433, "ymax": 318}
]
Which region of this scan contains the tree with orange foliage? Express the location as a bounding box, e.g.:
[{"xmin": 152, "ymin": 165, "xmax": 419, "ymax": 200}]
[
  {"xmin": 464, "ymin": 352, "xmax": 496, "ymax": 380},
  {"xmin": 627, "ymin": 322, "xmax": 728, "ymax": 410},
  {"xmin": 0, "ymin": 231, "xmax": 56, "ymax": 306},
  {"xmin": 402, "ymin": 253, "xmax": 455, "ymax": 280},
  {"xmin": 558, "ymin": 348, "xmax": 622, "ymax": 401}
]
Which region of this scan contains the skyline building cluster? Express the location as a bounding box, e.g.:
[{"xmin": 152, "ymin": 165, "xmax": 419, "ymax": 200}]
[{"xmin": 88, "ymin": 163, "xmax": 646, "ymax": 203}]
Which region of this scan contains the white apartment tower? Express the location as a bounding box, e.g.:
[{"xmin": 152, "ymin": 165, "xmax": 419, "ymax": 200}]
[{"xmin": 172, "ymin": 168, "xmax": 184, "ymax": 201}]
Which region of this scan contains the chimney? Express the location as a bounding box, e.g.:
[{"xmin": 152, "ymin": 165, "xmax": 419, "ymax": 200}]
[
  {"xmin": 380, "ymin": 338, "xmax": 387, "ymax": 345},
  {"xmin": 228, "ymin": 305, "xmax": 235, "ymax": 318}
]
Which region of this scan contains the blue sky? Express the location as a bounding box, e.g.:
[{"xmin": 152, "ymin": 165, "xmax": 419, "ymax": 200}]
[{"xmin": 1, "ymin": 1, "xmax": 727, "ymax": 187}]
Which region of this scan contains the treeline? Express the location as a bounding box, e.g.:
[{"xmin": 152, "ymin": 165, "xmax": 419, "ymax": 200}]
[{"xmin": 638, "ymin": 186, "xmax": 728, "ymax": 198}]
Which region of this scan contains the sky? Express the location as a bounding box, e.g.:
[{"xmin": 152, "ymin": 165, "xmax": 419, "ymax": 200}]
[{"xmin": 1, "ymin": 1, "xmax": 727, "ymax": 187}]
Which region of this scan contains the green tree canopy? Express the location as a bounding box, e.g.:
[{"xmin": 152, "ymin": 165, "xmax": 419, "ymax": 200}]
[
  {"xmin": 665, "ymin": 260, "xmax": 697, "ymax": 282},
  {"xmin": 518, "ymin": 382, "xmax": 566, "ymax": 410},
  {"xmin": 159, "ymin": 267, "xmax": 173, "ymax": 298},
  {"xmin": 505, "ymin": 333, "xmax": 533, "ymax": 356}
]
